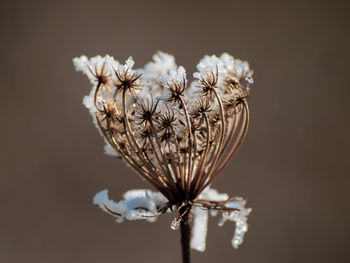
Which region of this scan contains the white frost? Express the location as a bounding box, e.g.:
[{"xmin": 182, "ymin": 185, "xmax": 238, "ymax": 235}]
[
  {"xmin": 190, "ymin": 187, "xmax": 252, "ymax": 250},
  {"xmin": 216, "ymin": 196, "xmax": 252, "ymax": 249},
  {"xmin": 158, "ymin": 66, "xmax": 187, "ymax": 101},
  {"xmin": 93, "ymin": 189, "xmax": 170, "ymax": 223},
  {"xmin": 141, "ymin": 51, "xmax": 177, "ymax": 81},
  {"xmin": 193, "ymin": 55, "xmax": 226, "ymax": 87},
  {"xmin": 73, "ymin": 55, "xmax": 117, "ymax": 85},
  {"xmin": 103, "ymin": 143, "xmax": 119, "ymax": 157},
  {"xmin": 190, "ymin": 207, "xmax": 209, "ymax": 252},
  {"xmin": 93, "ymin": 187, "xmax": 251, "ymax": 251}
]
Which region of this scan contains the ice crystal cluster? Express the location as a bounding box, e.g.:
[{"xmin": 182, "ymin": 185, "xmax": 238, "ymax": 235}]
[{"xmin": 73, "ymin": 51, "xmax": 253, "ymax": 251}]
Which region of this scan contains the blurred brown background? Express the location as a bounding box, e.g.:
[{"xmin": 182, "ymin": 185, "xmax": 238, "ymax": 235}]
[{"xmin": 1, "ymin": 0, "xmax": 349, "ymax": 262}]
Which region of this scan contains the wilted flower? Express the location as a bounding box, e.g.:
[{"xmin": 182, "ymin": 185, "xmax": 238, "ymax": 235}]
[{"xmin": 73, "ymin": 51, "xmax": 253, "ymax": 260}]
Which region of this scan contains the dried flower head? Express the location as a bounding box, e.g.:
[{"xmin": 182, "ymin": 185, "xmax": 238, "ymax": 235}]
[{"xmin": 73, "ymin": 51, "xmax": 253, "ymax": 253}]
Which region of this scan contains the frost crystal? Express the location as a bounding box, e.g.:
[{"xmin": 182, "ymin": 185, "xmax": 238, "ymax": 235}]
[
  {"xmin": 189, "ymin": 187, "xmax": 251, "ymax": 251},
  {"xmin": 216, "ymin": 197, "xmax": 251, "ymax": 249},
  {"xmin": 93, "ymin": 189, "xmax": 170, "ymax": 223},
  {"xmin": 140, "ymin": 51, "xmax": 177, "ymax": 82},
  {"xmin": 191, "ymin": 207, "xmax": 209, "ymax": 252},
  {"xmin": 157, "ymin": 66, "xmax": 187, "ymax": 101},
  {"xmin": 103, "ymin": 143, "xmax": 118, "ymax": 157},
  {"xmin": 170, "ymin": 217, "xmax": 181, "ymax": 230}
]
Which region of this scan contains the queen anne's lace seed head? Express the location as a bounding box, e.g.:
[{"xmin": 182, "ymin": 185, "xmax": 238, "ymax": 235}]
[{"xmin": 74, "ymin": 51, "xmax": 254, "ymax": 250}]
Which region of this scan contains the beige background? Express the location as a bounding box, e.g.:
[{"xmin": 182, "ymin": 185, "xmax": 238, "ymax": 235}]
[{"xmin": 1, "ymin": 0, "xmax": 349, "ymax": 262}]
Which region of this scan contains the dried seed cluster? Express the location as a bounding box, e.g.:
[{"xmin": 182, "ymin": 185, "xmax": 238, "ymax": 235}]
[{"xmin": 74, "ymin": 52, "xmax": 253, "ymax": 206}]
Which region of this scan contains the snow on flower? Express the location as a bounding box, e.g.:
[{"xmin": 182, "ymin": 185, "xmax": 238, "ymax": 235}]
[{"xmin": 74, "ymin": 51, "xmax": 254, "ymax": 252}]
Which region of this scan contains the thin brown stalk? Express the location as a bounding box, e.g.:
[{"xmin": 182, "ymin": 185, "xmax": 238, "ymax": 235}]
[
  {"xmin": 205, "ymin": 88, "xmax": 226, "ymax": 177},
  {"xmin": 191, "ymin": 113, "xmax": 211, "ymax": 196},
  {"xmin": 121, "ymin": 90, "xmax": 157, "ymax": 174},
  {"xmin": 179, "ymin": 97, "xmax": 193, "ymax": 196},
  {"xmin": 98, "ymin": 117, "xmax": 173, "ymax": 200},
  {"xmin": 179, "ymin": 206, "xmax": 192, "ymax": 263}
]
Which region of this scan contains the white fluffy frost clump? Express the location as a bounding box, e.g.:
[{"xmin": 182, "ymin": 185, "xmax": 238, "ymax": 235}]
[
  {"xmin": 193, "ymin": 187, "xmax": 252, "ymax": 250},
  {"xmin": 93, "ymin": 187, "xmax": 251, "ymax": 251},
  {"xmin": 93, "ymin": 189, "xmax": 169, "ymax": 223}
]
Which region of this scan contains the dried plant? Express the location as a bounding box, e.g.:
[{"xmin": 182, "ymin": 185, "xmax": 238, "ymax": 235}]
[{"xmin": 73, "ymin": 51, "xmax": 254, "ymax": 263}]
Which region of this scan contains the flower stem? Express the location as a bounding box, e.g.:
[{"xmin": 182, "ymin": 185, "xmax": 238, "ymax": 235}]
[{"xmin": 180, "ymin": 206, "xmax": 192, "ymax": 263}]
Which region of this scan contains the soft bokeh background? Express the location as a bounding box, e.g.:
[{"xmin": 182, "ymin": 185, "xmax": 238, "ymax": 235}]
[{"xmin": 1, "ymin": 0, "xmax": 349, "ymax": 262}]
